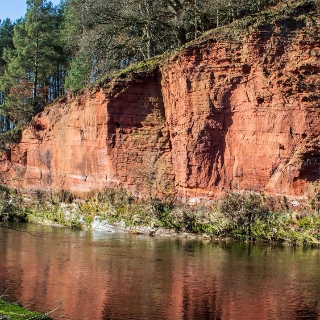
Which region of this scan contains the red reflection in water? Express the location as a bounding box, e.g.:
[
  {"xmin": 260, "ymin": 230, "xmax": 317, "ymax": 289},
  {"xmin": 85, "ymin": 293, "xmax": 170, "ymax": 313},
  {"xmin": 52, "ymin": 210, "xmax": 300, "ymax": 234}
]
[{"xmin": 1, "ymin": 224, "xmax": 320, "ymax": 320}]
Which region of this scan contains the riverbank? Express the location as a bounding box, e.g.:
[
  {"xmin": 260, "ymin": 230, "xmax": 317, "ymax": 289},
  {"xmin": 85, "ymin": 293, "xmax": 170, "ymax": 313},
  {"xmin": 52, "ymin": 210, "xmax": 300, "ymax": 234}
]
[
  {"xmin": 1, "ymin": 186, "xmax": 320, "ymax": 246},
  {"xmin": 0, "ymin": 299, "xmax": 51, "ymax": 319}
]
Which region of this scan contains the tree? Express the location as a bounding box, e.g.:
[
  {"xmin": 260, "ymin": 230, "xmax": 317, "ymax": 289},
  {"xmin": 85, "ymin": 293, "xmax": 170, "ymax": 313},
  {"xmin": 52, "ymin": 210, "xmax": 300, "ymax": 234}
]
[
  {"xmin": 61, "ymin": 0, "xmax": 284, "ymax": 92},
  {"xmin": 0, "ymin": 0, "xmax": 67, "ymax": 125},
  {"xmin": 0, "ymin": 19, "xmax": 14, "ymax": 132},
  {"xmin": 0, "ymin": 19, "xmax": 14, "ymax": 74}
]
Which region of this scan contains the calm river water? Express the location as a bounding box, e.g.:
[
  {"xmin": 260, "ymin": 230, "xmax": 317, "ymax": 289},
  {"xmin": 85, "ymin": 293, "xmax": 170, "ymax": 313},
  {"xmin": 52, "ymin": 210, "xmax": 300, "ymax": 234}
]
[{"xmin": 1, "ymin": 223, "xmax": 320, "ymax": 319}]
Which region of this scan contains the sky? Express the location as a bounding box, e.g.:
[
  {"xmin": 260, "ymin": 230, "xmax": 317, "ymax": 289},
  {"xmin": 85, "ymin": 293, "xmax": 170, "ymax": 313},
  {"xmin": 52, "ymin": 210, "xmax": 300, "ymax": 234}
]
[{"xmin": 1, "ymin": 0, "xmax": 61, "ymax": 23}]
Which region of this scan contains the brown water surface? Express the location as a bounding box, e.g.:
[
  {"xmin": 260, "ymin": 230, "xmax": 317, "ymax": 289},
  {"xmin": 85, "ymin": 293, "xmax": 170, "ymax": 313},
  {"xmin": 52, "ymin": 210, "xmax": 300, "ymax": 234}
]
[{"xmin": 1, "ymin": 223, "xmax": 320, "ymax": 319}]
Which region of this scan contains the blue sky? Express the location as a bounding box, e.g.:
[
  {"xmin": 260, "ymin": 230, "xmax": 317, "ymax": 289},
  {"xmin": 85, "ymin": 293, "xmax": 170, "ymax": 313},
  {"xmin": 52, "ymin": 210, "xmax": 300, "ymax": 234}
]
[{"xmin": 1, "ymin": 0, "xmax": 61, "ymax": 23}]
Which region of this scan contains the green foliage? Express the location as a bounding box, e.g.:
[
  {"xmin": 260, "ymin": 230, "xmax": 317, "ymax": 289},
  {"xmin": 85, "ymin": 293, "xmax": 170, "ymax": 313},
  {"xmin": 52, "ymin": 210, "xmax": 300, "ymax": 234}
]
[
  {"xmin": 26, "ymin": 203, "xmax": 84, "ymax": 229},
  {"xmin": 64, "ymin": 55, "xmax": 90, "ymax": 92},
  {"xmin": 156, "ymin": 208, "xmax": 181, "ymax": 230},
  {"xmin": 61, "ymin": 0, "xmax": 300, "ymax": 91},
  {"xmin": 0, "ymin": 0, "xmax": 316, "ymax": 101},
  {"xmin": 220, "ymin": 192, "xmax": 270, "ymax": 238},
  {"xmin": 0, "ymin": 299, "xmax": 51, "ymax": 319},
  {"xmin": 0, "ymin": 122, "xmax": 23, "ymax": 146},
  {"xmin": 298, "ymin": 214, "xmax": 320, "ymax": 230},
  {"xmin": 94, "ymin": 187, "xmax": 134, "ymax": 207},
  {"xmin": 0, "ymin": 19, "xmax": 14, "ymax": 71},
  {"xmin": 0, "ymin": 0, "xmax": 67, "ymax": 126},
  {"xmin": 217, "ymin": 193, "xmax": 320, "ymax": 245},
  {"xmin": 182, "ymin": 211, "xmax": 214, "ymax": 234},
  {"xmin": 308, "ymin": 183, "xmax": 320, "ymax": 213},
  {"xmin": 2, "ymin": 186, "xmax": 320, "ymax": 245},
  {"xmin": 83, "ymin": 214, "xmax": 94, "ymax": 226},
  {"xmin": 53, "ymin": 190, "xmax": 75, "ymax": 204},
  {"xmin": 217, "ymin": 194, "xmax": 286, "ymax": 242},
  {"xmin": 101, "ymin": 58, "xmax": 160, "ymax": 84},
  {"xmin": 154, "ymin": 205, "xmax": 214, "ymax": 235},
  {"xmin": 0, "ymin": 186, "xmax": 29, "ymax": 222}
]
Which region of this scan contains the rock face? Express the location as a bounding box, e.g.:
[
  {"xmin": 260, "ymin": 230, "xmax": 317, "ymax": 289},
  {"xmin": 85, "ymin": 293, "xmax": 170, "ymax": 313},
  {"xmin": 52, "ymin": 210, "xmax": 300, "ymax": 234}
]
[{"xmin": 1, "ymin": 2, "xmax": 319, "ymax": 202}]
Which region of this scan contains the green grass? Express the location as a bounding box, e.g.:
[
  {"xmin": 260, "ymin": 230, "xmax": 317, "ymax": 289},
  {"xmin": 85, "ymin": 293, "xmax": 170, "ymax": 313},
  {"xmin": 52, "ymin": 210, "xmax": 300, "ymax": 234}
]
[
  {"xmin": 98, "ymin": 57, "xmax": 161, "ymax": 86},
  {"xmin": 0, "ymin": 299, "xmax": 51, "ymax": 320}
]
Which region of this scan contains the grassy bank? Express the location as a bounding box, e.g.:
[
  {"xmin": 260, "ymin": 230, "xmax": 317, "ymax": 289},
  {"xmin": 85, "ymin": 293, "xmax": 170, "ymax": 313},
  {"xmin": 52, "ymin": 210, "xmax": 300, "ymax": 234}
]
[
  {"xmin": 1, "ymin": 186, "xmax": 320, "ymax": 246},
  {"xmin": 0, "ymin": 299, "xmax": 51, "ymax": 320}
]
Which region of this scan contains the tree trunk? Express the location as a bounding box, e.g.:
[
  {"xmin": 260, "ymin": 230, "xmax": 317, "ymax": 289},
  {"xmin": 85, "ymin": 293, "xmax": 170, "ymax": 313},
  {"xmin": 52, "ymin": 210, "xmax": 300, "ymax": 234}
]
[
  {"xmin": 229, "ymin": 0, "xmax": 235, "ymax": 23},
  {"xmin": 146, "ymin": 26, "xmax": 153, "ymax": 59},
  {"xmin": 216, "ymin": 6, "xmax": 219, "ymax": 28},
  {"xmin": 56, "ymin": 63, "xmax": 60, "ymax": 99},
  {"xmin": 144, "ymin": 0, "xmax": 153, "ymax": 59},
  {"xmin": 33, "ymin": 35, "xmax": 39, "ymax": 99},
  {"xmin": 177, "ymin": 26, "xmax": 186, "ymax": 46},
  {"xmin": 5, "ymin": 116, "xmax": 10, "ymax": 131}
]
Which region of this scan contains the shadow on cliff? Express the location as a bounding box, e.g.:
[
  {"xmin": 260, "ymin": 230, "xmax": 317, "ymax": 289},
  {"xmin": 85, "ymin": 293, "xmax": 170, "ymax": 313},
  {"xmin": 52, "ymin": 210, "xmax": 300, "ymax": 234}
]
[
  {"xmin": 106, "ymin": 70, "xmax": 164, "ymax": 146},
  {"xmin": 192, "ymin": 82, "xmax": 235, "ymax": 191},
  {"xmin": 105, "ymin": 69, "xmax": 171, "ymax": 194}
]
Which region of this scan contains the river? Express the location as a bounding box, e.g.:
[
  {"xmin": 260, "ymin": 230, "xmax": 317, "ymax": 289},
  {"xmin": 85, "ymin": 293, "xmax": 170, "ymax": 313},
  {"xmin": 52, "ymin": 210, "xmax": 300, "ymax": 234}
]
[{"xmin": 1, "ymin": 223, "xmax": 320, "ymax": 319}]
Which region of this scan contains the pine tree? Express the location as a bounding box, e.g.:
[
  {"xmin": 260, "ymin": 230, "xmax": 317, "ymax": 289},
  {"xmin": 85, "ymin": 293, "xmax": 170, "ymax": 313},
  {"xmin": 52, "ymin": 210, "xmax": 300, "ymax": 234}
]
[
  {"xmin": 0, "ymin": 19, "xmax": 14, "ymax": 131},
  {"xmin": 0, "ymin": 19, "xmax": 14, "ymax": 74},
  {"xmin": 0, "ymin": 0, "xmax": 66, "ymax": 124}
]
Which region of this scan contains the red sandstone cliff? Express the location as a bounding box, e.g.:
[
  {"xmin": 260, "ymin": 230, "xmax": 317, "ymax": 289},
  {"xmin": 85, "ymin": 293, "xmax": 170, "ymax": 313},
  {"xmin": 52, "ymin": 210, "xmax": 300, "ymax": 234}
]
[{"xmin": 0, "ymin": 2, "xmax": 319, "ymax": 202}]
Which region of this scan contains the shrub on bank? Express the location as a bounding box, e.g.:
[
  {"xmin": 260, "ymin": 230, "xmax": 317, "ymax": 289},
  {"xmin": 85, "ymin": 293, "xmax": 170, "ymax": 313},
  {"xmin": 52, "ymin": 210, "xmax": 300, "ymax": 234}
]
[
  {"xmin": 220, "ymin": 192, "xmax": 270, "ymax": 239},
  {"xmin": 0, "ymin": 186, "xmax": 28, "ymax": 222},
  {"xmin": 1, "ymin": 187, "xmax": 320, "ymax": 245}
]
